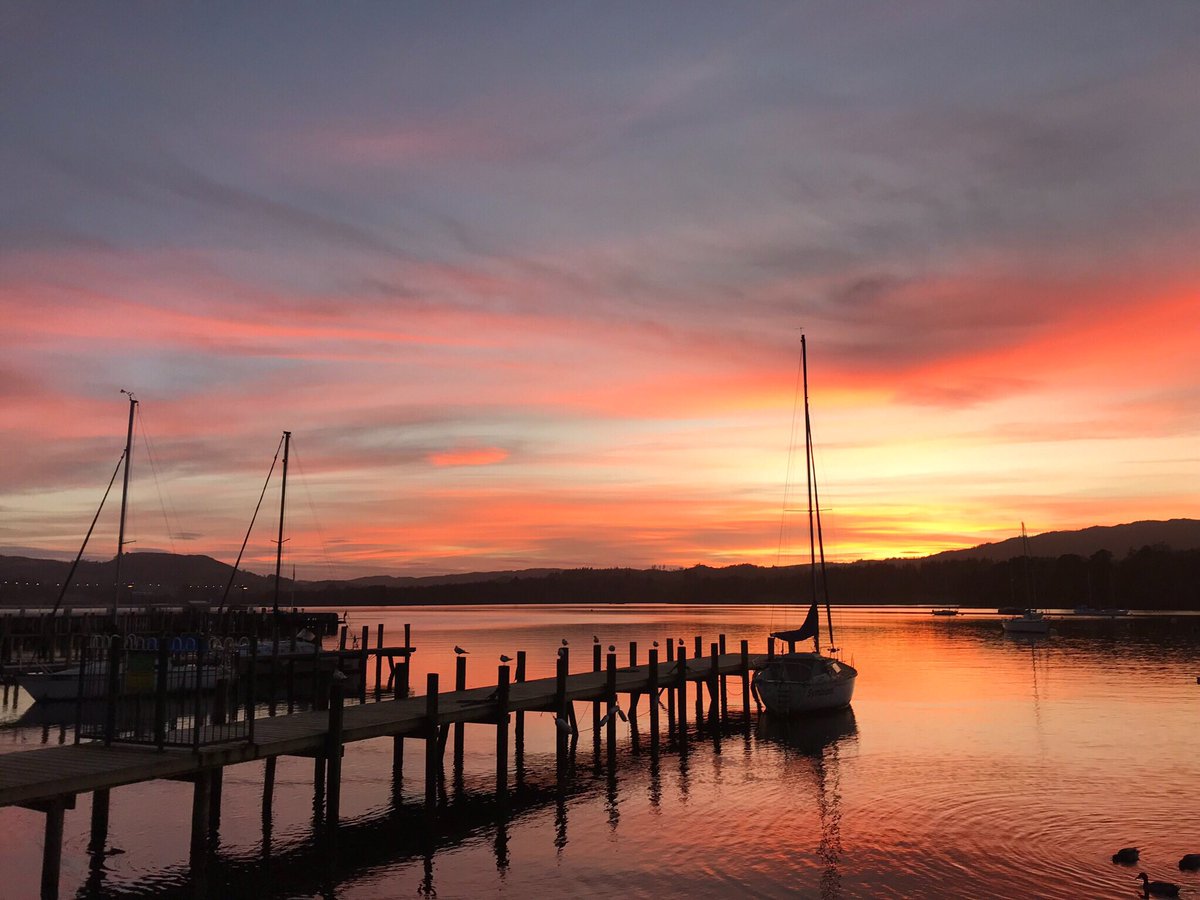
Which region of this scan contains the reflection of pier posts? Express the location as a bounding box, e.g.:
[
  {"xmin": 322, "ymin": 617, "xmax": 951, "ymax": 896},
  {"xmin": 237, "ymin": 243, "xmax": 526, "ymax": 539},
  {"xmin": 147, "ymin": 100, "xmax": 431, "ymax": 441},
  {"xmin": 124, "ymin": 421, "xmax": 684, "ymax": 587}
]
[
  {"xmin": 424, "ymin": 673, "xmax": 440, "ymax": 811},
  {"xmin": 190, "ymin": 770, "xmax": 212, "ymax": 872}
]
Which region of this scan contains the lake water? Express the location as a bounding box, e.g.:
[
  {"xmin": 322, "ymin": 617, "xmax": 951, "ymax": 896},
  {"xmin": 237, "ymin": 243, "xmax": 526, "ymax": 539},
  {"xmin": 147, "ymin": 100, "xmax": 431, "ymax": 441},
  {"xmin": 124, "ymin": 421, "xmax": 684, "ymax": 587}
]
[{"xmin": 1, "ymin": 604, "xmax": 1198, "ymax": 898}]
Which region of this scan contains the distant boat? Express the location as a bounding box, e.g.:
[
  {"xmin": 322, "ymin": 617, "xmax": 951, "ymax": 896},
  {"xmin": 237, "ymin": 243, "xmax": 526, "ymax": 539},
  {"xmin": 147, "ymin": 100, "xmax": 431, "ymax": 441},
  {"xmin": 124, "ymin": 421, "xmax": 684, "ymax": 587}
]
[
  {"xmin": 1073, "ymin": 606, "xmax": 1129, "ymax": 617},
  {"xmin": 1002, "ymin": 524, "xmax": 1050, "ymax": 635},
  {"xmin": 931, "ymin": 608, "xmax": 959, "ymax": 617},
  {"xmin": 753, "ymin": 336, "xmax": 858, "ymax": 716},
  {"xmin": 997, "ymin": 605, "xmax": 1024, "ymax": 616},
  {"xmin": 1002, "ymin": 609, "xmax": 1050, "ymax": 634}
]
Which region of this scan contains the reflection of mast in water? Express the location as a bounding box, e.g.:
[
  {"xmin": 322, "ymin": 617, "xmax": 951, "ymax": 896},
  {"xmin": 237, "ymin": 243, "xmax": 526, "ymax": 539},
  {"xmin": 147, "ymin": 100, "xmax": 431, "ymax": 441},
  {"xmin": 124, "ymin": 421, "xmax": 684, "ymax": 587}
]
[
  {"xmin": 1028, "ymin": 639, "xmax": 1049, "ymax": 762},
  {"xmin": 757, "ymin": 709, "xmax": 858, "ymax": 900}
]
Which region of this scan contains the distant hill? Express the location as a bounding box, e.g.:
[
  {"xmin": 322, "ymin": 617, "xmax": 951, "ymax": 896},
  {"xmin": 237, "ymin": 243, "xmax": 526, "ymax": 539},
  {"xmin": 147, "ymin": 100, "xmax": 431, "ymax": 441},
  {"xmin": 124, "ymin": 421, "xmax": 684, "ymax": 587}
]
[
  {"xmin": 925, "ymin": 519, "xmax": 1200, "ymax": 562},
  {"xmin": 3, "ymin": 519, "xmax": 1199, "ymax": 607}
]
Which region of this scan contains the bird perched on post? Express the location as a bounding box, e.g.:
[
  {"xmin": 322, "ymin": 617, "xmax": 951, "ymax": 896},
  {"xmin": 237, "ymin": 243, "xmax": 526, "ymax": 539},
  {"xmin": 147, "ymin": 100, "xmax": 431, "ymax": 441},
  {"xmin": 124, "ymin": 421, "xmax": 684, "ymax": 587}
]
[
  {"xmin": 593, "ymin": 635, "xmax": 599, "ymax": 643},
  {"xmin": 454, "ymin": 646, "xmax": 468, "ymax": 655},
  {"xmin": 1113, "ymin": 848, "xmax": 1140, "ymax": 864},
  {"xmin": 1137, "ymin": 873, "xmax": 1180, "ymax": 897},
  {"xmin": 652, "ymin": 640, "xmax": 659, "ymax": 648},
  {"xmin": 561, "ymin": 638, "xmax": 569, "ymax": 646},
  {"xmin": 500, "ymin": 654, "xmax": 513, "ymax": 663},
  {"xmin": 608, "ymin": 645, "xmax": 615, "ymax": 652}
]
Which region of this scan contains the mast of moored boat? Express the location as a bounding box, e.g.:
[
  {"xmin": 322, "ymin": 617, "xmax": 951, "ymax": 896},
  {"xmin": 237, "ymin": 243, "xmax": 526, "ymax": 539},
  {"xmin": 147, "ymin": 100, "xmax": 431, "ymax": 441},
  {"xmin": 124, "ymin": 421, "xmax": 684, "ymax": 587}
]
[
  {"xmin": 801, "ymin": 336, "xmax": 821, "ymax": 657},
  {"xmin": 272, "ymin": 431, "xmax": 291, "ymax": 617},
  {"xmin": 111, "ymin": 390, "xmax": 137, "ymax": 624}
]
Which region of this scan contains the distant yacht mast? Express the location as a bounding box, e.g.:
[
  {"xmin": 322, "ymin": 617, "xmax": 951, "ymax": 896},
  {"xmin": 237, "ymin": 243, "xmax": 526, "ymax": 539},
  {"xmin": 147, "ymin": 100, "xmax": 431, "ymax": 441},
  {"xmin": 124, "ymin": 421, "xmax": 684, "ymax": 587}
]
[
  {"xmin": 272, "ymin": 430, "xmax": 291, "ymax": 616},
  {"xmin": 112, "ymin": 390, "xmax": 137, "ymax": 622}
]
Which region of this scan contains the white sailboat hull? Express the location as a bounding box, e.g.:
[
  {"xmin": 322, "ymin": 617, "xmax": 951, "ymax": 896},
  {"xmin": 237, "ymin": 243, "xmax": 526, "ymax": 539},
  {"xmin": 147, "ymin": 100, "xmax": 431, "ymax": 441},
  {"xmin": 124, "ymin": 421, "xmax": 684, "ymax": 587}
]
[
  {"xmin": 753, "ymin": 653, "xmax": 857, "ymax": 716},
  {"xmin": 1002, "ymin": 611, "xmax": 1050, "ymax": 634}
]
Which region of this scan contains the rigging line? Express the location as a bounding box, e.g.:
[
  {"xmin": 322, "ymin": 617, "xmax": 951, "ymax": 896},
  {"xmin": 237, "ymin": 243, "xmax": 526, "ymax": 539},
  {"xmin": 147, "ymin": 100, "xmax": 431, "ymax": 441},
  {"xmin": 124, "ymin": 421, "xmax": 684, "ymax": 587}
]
[
  {"xmin": 289, "ymin": 441, "xmax": 338, "ymax": 581},
  {"xmin": 775, "ymin": 356, "xmax": 806, "ymax": 568},
  {"xmin": 50, "ymin": 451, "xmax": 126, "ymax": 616},
  {"xmin": 136, "ymin": 405, "xmax": 179, "ymax": 556},
  {"xmin": 217, "ymin": 433, "xmax": 285, "ymax": 615}
]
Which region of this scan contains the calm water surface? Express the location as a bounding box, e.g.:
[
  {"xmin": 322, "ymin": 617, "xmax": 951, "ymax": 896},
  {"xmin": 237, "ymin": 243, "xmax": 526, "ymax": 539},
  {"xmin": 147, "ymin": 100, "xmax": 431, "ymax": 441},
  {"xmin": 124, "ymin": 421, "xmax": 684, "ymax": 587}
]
[{"xmin": 1, "ymin": 605, "xmax": 1198, "ymax": 899}]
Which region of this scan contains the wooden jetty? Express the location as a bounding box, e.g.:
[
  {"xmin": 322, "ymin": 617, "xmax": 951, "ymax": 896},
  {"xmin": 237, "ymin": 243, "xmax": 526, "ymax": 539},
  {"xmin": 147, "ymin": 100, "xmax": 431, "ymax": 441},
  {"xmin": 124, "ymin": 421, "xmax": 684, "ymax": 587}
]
[{"xmin": 0, "ymin": 636, "xmax": 773, "ymax": 898}]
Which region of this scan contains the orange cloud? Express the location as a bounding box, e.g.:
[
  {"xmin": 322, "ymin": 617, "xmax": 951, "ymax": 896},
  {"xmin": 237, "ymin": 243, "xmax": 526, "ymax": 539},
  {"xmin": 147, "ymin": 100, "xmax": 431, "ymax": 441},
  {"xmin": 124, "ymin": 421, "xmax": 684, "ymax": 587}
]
[{"xmin": 428, "ymin": 447, "xmax": 509, "ymax": 467}]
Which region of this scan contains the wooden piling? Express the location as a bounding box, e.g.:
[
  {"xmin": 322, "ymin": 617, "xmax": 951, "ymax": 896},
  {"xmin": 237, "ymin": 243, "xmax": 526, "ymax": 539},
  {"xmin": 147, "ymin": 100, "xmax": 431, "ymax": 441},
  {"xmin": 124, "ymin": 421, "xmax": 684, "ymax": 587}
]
[
  {"xmin": 88, "ymin": 789, "xmax": 109, "ymax": 853},
  {"xmin": 208, "ymin": 767, "xmax": 223, "ymax": 836},
  {"xmin": 676, "ymin": 645, "xmax": 688, "ymax": 738},
  {"xmin": 694, "ymin": 635, "xmax": 702, "ymax": 659},
  {"xmin": 190, "ymin": 770, "xmax": 212, "ymax": 869},
  {"xmin": 374, "ymin": 623, "xmax": 384, "ymax": 699},
  {"xmin": 648, "ymin": 649, "xmax": 660, "ymax": 749},
  {"xmin": 453, "ymin": 655, "xmax": 467, "ymax": 764},
  {"xmin": 708, "ymin": 642, "xmax": 720, "ymax": 714},
  {"xmin": 495, "ymin": 664, "xmax": 510, "ymax": 798},
  {"xmin": 605, "ymin": 651, "xmax": 618, "ymax": 761},
  {"xmin": 740, "ymin": 639, "xmax": 750, "ymax": 713},
  {"xmin": 326, "ymin": 682, "xmax": 344, "ymax": 828},
  {"xmin": 41, "ymin": 800, "xmax": 67, "ymax": 900},
  {"xmin": 262, "ymin": 757, "xmax": 276, "ymax": 818},
  {"xmin": 424, "ymin": 673, "xmax": 439, "ymax": 810}
]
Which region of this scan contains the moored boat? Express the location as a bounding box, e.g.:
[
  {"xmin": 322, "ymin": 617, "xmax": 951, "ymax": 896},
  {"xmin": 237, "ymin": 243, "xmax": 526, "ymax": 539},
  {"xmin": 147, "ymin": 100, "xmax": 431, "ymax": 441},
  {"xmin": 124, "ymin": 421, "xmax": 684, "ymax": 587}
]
[{"xmin": 752, "ymin": 335, "xmax": 857, "ymax": 716}]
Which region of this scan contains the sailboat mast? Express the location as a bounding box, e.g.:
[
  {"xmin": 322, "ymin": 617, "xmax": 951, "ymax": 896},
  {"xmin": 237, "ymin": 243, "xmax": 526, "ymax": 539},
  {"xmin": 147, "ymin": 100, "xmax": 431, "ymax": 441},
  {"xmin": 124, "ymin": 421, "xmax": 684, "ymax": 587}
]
[
  {"xmin": 801, "ymin": 336, "xmax": 821, "ymax": 656},
  {"xmin": 273, "ymin": 434, "xmax": 291, "ymax": 619},
  {"xmin": 112, "ymin": 391, "xmax": 137, "ymax": 622},
  {"xmin": 272, "ymin": 431, "xmax": 291, "ymax": 616}
]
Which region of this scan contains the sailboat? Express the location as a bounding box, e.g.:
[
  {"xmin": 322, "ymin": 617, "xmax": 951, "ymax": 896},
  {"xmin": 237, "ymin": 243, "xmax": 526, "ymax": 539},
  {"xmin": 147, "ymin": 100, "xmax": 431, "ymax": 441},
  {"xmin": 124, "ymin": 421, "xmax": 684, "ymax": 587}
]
[
  {"xmin": 1001, "ymin": 523, "xmax": 1050, "ymax": 635},
  {"xmin": 753, "ymin": 336, "xmax": 858, "ymax": 715}
]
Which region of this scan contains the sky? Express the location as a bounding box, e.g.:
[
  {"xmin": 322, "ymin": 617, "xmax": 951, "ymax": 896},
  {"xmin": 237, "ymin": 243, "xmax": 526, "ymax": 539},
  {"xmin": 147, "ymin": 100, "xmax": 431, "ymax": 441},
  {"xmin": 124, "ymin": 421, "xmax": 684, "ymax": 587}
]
[{"xmin": 2, "ymin": 2, "xmax": 1198, "ymax": 579}]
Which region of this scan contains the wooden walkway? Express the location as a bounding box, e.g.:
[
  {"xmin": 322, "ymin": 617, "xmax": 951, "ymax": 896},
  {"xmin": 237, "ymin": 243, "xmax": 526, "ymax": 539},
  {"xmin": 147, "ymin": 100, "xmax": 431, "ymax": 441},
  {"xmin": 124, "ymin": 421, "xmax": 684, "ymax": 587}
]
[{"xmin": 0, "ymin": 651, "xmax": 768, "ymax": 810}]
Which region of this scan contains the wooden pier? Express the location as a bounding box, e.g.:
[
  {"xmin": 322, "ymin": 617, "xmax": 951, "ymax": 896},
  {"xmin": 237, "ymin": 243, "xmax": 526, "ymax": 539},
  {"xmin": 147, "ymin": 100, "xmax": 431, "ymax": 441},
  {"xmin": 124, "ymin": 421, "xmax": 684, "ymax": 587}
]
[{"xmin": 0, "ymin": 637, "xmax": 771, "ymax": 898}]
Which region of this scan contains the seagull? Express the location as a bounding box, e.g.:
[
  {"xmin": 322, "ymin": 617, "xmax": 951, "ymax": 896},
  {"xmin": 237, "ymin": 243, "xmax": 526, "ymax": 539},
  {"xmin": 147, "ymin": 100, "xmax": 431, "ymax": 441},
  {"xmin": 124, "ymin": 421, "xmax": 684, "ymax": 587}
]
[
  {"xmin": 1137, "ymin": 873, "xmax": 1180, "ymax": 897},
  {"xmin": 652, "ymin": 640, "xmax": 659, "ymax": 648},
  {"xmin": 554, "ymin": 715, "xmax": 572, "ymax": 733},
  {"xmin": 500, "ymin": 654, "xmax": 513, "ymax": 663},
  {"xmin": 677, "ymin": 638, "xmax": 684, "ymax": 646},
  {"xmin": 1113, "ymin": 848, "xmax": 1140, "ymax": 864},
  {"xmin": 1180, "ymin": 855, "xmax": 1200, "ymax": 871},
  {"xmin": 608, "ymin": 644, "xmax": 615, "ymax": 652},
  {"xmin": 593, "ymin": 635, "xmax": 599, "ymax": 643},
  {"xmin": 562, "ymin": 638, "xmax": 569, "ymax": 646},
  {"xmin": 454, "ymin": 646, "xmax": 469, "ymax": 655}
]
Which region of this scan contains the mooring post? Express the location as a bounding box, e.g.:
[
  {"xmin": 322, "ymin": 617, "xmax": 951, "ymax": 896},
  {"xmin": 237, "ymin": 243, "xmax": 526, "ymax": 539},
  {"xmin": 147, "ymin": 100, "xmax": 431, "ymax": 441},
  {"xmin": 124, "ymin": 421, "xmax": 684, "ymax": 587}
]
[
  {"xmin": 648, "ymin": 648, "xmax": 660, "ymax": 749},
  {"xmin": 454, "ymin": 654, "xmax": 467, "ymax": 765},
  {"xmin": 495, "ymin": 664, "xmax": 510, "ymax": 799},
  {"xmin": 424, "ymin": 672, "xmax": 440, "ymax": 810},
  {"xmin": 88, "ymin": 789, "xmax": 110, "ymax": 853},
  {"xmin": 605, "ymin": 650, "xmax": 618, "ymax": 761},
  {"xmin": 326, "ymin": 681, "xmax": 345, "ymax": 828},
  {"xmin": 708, "ymin": 642, "xmax": 720, "ymax": 721},
  {"xmin": 40, "ymin": 799, "xmax": 68, "ymax": 900},
  {"xmin": 374, "ymin": 623, "xmax": 384, "ymax": 699},
  {"xmin": 694, "ymin": 635, "xmax": 702, "ymax": 659},
  {"xmin": 719, "ymin": 633, "xmax": 729, "ymax": 720},
  {"xmin": 555, "ymin": 649, "xmax": 569, "ymax": 775},
  {"xmin": 208, "ymin": 767, "xmax": 224, "ymax": 837},
  {"xmin": 677, "ymin": 645, "xmax": 688, "ymax": 739},
  {"xmin": 358, "ymin": 625, "xmax": 369, "ymax": 703},
  {"xmin": 515, "ymin": 650, "xmax": 526, "ymax": 783},
  {"xmin": 592, "ymin": 642, "xmax": 602, "ymax": 744},
  {"xmin": 262, "ymin": 757, "xmax": 276, "ymax": 819},
  {"xmin": 740, "ymin": 639, "xmax": 750, "ymax": 714},
  {"xmin": 190, "ymin": 770, "xmax": 212, "ymax": 871},
  {"xmin": 338, "ymin": 625, "xmax": 347, "ymax": 650},
  {"xmin": 767, "ymin": 636, "xmax": 774, "ymax": 658}
]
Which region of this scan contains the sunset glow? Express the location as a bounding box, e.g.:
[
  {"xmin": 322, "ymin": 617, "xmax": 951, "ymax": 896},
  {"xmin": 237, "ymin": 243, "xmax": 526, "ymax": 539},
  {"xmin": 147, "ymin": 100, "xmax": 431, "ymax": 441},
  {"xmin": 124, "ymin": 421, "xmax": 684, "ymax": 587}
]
[{"xmin": 2, "ymin": 5, "xmax": 1198, "ymax": 577}]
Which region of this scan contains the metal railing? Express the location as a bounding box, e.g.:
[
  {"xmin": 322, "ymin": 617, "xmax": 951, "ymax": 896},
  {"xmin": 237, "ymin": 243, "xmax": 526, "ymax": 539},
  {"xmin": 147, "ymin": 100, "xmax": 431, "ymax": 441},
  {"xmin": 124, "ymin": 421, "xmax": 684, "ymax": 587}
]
[{"xmin": 75, "ymin": 637, "xmax": 257, "ymax": 750}]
